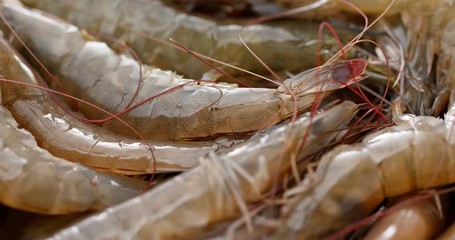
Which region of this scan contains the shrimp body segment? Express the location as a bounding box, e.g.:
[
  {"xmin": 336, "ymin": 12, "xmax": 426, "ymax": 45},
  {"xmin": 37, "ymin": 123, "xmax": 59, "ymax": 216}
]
[
  {"xmin": 49, "ymin": 102, "xmax": 357, "ymax": 239},
  {"xmin": 0, "ymin": 104, "xmax": 145, "ymax": 215},
  {"xmin": 275, "ymin": 111, "xmax": 455, "ymax": 239},
  {"xmin": 1, "ymin": 3, "xmax": 366, "ymax": 140}
]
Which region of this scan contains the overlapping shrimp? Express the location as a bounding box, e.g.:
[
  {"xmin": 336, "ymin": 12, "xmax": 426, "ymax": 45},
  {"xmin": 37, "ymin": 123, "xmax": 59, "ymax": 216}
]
[
  {"xmin": 370, "ymin": 1, "xmax": 453, "ymax": 117},
  {"xmin": 271, "ymin": 101, "xmax": 455, "ymax": 239},
  {"xmin": 48, "ymin": 101, "xmax": 357, "ymax": 239},
  {"xmin": 288, "ymin": 0, "xmax": 455, "ymax": 116},
  {"xmin": 0, "ymin": 3, "xmax": 367, "ymax": 140},
  {"xmin": 330, "ymin": 0, "xmax": 455, "ymax": 117},
  {"xmin": 402, "ymin": 1, "xmax": 455, "ymax": 112},
  {"xmin": 0, "ymin": 102, "xmax": 146, "ymax": 215},
  {"xmin": 0, "ymin": 34, "xmax": 234, "ymax": 175},
  {"xmin": 19, "ymin": 0, "xmax": 357, "ymax": 79}
]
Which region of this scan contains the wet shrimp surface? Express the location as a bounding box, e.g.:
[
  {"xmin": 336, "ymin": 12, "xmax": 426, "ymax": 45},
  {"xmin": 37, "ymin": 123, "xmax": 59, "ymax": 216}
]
[{"xmin": 0, "ymin": 0, "xmax": 454, "ymax": 239}]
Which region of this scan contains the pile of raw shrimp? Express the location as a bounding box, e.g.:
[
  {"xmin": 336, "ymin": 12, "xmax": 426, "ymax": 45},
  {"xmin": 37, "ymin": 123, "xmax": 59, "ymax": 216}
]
[{"xmin": 0, "ymin": 0, "xmax": 455, "ymax": 239}]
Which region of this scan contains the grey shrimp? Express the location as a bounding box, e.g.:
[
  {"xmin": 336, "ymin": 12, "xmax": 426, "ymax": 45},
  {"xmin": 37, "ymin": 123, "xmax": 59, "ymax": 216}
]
[
  {"xmin": 0, "ymin": 34, "xmax": 231, "ymax": 175},
  {"xmin": 271, "ymin": 102, "xmax": 455, "ymax": 239},
  {"xmin": 20, "ymin": 0, "xmax": 357, "ymax": 79},
  {"xmin": 0, "ymin": 103, "xmax": 146, "ymax": 214},
  {"xmin": 283, "ymin": 0, "xmax": 455, "ymax": 116},
  {"xmin": 48, "ymin": 101, "xmax": 357, "ymax": 239},
  {"xmin": 1, "ymin": 3, "xmax": 367, "ymax": 140}
]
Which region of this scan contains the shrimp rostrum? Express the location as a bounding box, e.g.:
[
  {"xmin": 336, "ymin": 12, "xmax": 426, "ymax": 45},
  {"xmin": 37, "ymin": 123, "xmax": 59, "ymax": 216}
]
[
  {"xmin": 273, "ymin": 104, "xmax": 455, "ymax": 239},
  {"xmin": 1, "ymin": 3, "xmax": 367, "ymax": 140},
  {"xmin": 49, "ymin": 101, "xmax": 357, "ymax": 239}
]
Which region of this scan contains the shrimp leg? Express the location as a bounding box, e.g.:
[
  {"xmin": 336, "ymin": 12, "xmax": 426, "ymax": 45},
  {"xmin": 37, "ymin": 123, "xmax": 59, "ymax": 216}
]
[
  {"xmin": 273, "ymin": 104, "xmax": 455, "ymax": 239},
  {"xmin": 49, "ymin": 101, "xmax": 357, "ymax": 239}
]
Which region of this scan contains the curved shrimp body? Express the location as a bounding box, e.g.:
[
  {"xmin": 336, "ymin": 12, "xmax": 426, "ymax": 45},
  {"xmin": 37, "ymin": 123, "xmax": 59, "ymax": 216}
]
[
  {"xmin": 0, "ymin": 103, "xmax": 146, "ymax": 214},
  {"xmin": 20, "ymin": 0, "xmax": 348, "ymax": 79},
  {"xmin": 274, "ymin": 111, "xmax": 455, "ymax": 239},
  {"xmin": 49, "ymin": 101, "xmax": 357, "ymax": 239},
  {"xmin": 0, "ymin": 32, "xmax": 227, "ymax": 174},
  {"xmin": 1, "ymin": 3, "xmax": 366, "ymax": 140}
]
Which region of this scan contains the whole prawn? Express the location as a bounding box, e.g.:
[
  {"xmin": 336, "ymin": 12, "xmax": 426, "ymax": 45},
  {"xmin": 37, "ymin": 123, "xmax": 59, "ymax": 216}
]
[
  {"xmin": 0, "ymin": 34, "xmax": 232, "ymax": 175},
  {"xmin": 20, "ymin": 0, "xmax": 357, "ymax": 79},
  {"xmin": 48, "ymin": 101, "xmax": 357, "ymax": 239},
  {"xmin": 271, "ymin": 101, "xmax": 455, "ymax": 239},
  {"xmin": 0, "ymin": 103, "xmax": 146, "ymax": 215},
  {"xmin": 1, "ymin": 3, "xmax": 367, "ymax": 140}
]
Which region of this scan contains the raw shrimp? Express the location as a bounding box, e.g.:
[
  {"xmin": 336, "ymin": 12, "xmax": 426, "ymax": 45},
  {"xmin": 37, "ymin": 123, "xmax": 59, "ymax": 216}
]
[
  {"xmin": 401, "ymin": 1, "xmax": 455, "ymax": 111},
  {"xmin": 333, "ymin": 0, "xmax": 455, "ymax": 115},
  {"xmin": 272, "ymin": 102, "xmax": 455, "ymax": 239},
  {"xmin": 302, "ymin": 0, "xmax": 455, "ymax": 117},
  {"xmin": 20, "ymin": 0, "xmax": 355, "ymax": 79},
  {"xmin": 0, "ymin": 103, "xmax": 146, "ymax": 215},
  {"xmin": 376, "ymin": 1, "xmax": 454, "ymax": 117},
  {"xmin": 48, "ymin": 101, "xmax": 357, "ymax": 239},
  {"xmin": 1, "ymin": 3, "xmax": 367, "ymax": 140},
  {"xmin": 275, "ymin": 0, "xmax": 407, "ymax": 16},
  {"xmin": 0, "ymin": 35, "xmax": 231, "ymax": 175},
  {"xmin": 363, "ymin": 196, "xmax": 445, "ymax": 240}
]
